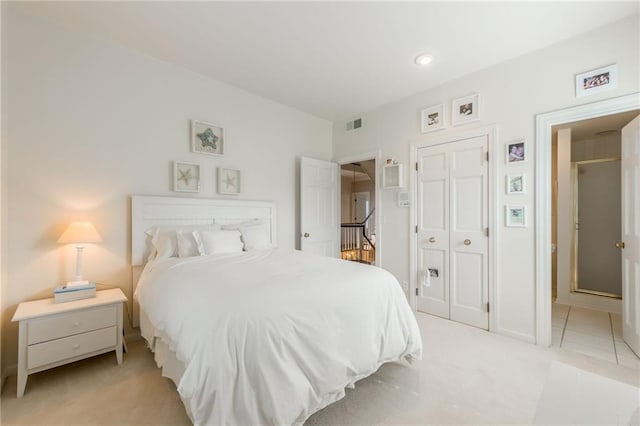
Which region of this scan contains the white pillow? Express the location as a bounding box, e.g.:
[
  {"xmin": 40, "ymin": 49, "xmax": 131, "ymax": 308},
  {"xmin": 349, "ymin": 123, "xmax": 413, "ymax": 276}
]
[
  {"xmin": 176, "ymin": 230, "xmax": 201, "ymax": 258},
  {"xmin": 194, "ymin": 230, "xmax": 244, "ymax": 255},
  {"xmin": 146, "ymin": 224, "xmax": 218, "ymax": 260},
  {"xmin": 238, "ymin": 222, "xmax": 272, "ymax": 251}
]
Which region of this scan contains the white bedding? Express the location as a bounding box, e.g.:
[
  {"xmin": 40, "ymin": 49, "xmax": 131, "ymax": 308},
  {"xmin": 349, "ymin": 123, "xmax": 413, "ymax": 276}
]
[{"xmin": 135, "ymin": 248, "xmax": 422, "ymax": 425}]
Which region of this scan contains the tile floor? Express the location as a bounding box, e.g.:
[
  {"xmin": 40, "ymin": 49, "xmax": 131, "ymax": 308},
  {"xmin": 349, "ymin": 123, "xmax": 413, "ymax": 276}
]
[{"xmin": 552, "ymin": 302, "xmax": 640, "ymax": 368}]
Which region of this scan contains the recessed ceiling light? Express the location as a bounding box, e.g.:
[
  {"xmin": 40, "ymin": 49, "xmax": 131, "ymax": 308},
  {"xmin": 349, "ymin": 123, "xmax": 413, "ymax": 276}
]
[{"xmin": 414, "ymin": 53, "xmax": 433, "ymax": 66}]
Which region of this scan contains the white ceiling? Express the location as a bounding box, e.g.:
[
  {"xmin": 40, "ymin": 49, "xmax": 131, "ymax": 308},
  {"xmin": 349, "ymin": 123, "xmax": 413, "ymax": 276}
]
[{"xmin": 14, "ymin": 1, "xmax": 639, "ymax": 121}]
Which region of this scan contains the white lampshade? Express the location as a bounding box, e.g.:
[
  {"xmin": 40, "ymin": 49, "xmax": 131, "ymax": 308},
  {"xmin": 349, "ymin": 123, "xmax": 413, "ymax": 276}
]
[{"xmin": 57, "ymin": 222, "xmax": 102, "ymax": 244}]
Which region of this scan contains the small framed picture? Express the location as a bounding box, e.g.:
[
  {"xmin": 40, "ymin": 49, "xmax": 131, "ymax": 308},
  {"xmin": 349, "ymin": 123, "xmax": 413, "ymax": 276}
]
[
  {"xmin": 506, "ymin": 140, "xmax": 526, "ymax": 163},
  {"xmin": 506, "ymin": 174, "xmax": 526, "ymax": 194},
  {"xmin": 421, "ymin": 104, "xmax": 446, "ymax": 133},
  {"xmin": 174, "ymin": 161, "xmax": 200, "ymax": 193},
  {"xmin": 575, "ymin": 64, "xmax": 618, "ymax": 97},
  {"xmin": 451, "ymin": 93, "xmax": 480, "ymax": 126},
  {"xmin": 217, "ymin": 167, "xmax": 241, "ymax": 195},
  {"xmin": 192, "ymin": 120, "xmax": 224, "ymax": 156},
  {"xmin": 505, "ymin": 205, "xmax": 526, "ymax": 227}
]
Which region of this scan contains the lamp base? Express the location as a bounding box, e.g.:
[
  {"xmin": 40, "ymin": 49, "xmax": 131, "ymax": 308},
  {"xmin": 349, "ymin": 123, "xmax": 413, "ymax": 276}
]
[{"xmin": 65, "ymin": 279, "xmax": 90, "ymax": 288}]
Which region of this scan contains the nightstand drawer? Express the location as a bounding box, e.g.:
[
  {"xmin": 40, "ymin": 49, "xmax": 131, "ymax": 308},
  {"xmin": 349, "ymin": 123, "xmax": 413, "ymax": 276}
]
[
  {"xmin": 27, "ymin": 326, "xmax": 117, "ymax": 370},
  {"xmin": 27, "ymin": 305, "xmax": 116, "ymax": 345}
]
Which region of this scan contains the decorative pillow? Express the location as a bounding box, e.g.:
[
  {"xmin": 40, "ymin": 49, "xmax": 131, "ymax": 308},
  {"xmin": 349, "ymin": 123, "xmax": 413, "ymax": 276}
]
[
  {"xmin": 238, "ymin": 222, "xmax": 272, "ymax": 251},
  {"xmin": 194, "ymin": 230, "xmax": 244, "ymax": 255},
  {"xmin": 146, "ymin": 224, "xmax": 219, "ymax": 260},
  {"xmin": 147, "ymin": 228, "xmax": 178, "ymax": 260}
]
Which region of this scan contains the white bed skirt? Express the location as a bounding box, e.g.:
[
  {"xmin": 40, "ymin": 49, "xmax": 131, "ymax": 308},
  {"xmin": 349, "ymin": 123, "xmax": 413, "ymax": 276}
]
[{"xmin": 140, "ymin": 308, "xmax": 194, "ymax": 423}]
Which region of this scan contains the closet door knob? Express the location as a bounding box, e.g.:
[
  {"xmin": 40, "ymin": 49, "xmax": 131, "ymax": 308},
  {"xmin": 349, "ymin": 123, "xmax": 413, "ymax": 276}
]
[
  {"xmin": 615, "ymin": 242, "xmax": 625, "ymax": 249},
  {"xmin": 428, "ymin": 237, "xmax": 436, "ymax": 243},
  {"xmin": 304, "ymin": 233, "xmax": 310, "ymax": 238},
  {"xmin": 464, "ymin": 239, "xmax": 471, "ymax": 246}
]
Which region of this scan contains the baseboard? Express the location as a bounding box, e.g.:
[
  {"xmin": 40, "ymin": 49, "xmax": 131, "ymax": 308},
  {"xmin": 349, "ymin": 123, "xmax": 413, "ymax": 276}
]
[
  {"xmin": 496, "ymin": 326, "xmax": 536, "ymax": 345},
  {"xmin": 3, "ymin": 363, "xmax": 16, "ymax": 381}
]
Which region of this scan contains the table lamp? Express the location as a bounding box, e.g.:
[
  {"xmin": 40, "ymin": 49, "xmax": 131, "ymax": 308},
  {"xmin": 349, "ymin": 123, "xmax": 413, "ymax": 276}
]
[{"xmin": 57, "ymin": 221, "xmax": 102, "ymax": 286}]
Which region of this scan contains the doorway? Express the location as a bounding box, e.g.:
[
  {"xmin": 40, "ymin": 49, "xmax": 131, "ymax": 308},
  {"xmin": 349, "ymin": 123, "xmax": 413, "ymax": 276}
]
[
  {"xmin": 335, "ymin": 150, "xmax": 382, "ymax": 267},
  {"xmin": 340, "ymin": 160, "xmax": 376, "ymax": 265},
  {"xmin": 549, "ymin": 110, "xmax": 640, "ymax": 365},
  {"xmin": 552, "ymin": 111, "xmax": 637, "ymax": 309},
  {"xmin": 535, "ymin": 93, "xmax": 640, "ymax": 348}
]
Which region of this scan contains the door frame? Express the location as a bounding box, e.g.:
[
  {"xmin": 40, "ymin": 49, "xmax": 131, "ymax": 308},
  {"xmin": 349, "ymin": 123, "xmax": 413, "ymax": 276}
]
[
  {"xmin": 535, "ymin": 92, "xmax": 640, "ymax": 346},
  {"xmin": 410, "ymin": 125, "xmax": 498, "ymax": 332},
  {"xmin": 334, "ymin": 150, "xmax": 383, "ymax": 267}
]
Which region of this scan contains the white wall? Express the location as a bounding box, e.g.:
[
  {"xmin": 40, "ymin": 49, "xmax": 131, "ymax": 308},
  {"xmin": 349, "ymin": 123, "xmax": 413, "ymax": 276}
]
[
  {"xmin": 332, "ymin": 16, "xmax": 639, "ymax": 341},
  {"xmin": 572, "ymin": 134, "xmax": 621, "ymax": 161},
  {"xmin": 1, "ymin": 7, "xmax": 331, "ymax": 369},
  {"xmin": 340, "ymin": 175, "xmax": 353, "ymax": 223}
]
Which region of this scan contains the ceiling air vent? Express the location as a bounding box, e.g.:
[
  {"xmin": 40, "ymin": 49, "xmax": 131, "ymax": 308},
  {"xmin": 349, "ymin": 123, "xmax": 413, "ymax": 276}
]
[{"xmin": 346, "ymin": 118, "xmax": 363, "ymax": 131}]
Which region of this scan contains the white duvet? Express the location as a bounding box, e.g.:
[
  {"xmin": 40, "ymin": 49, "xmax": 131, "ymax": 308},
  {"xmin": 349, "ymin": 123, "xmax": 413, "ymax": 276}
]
[{"xmin": 135, "ymin": 248, "xmax": 422, "ymax": 426}]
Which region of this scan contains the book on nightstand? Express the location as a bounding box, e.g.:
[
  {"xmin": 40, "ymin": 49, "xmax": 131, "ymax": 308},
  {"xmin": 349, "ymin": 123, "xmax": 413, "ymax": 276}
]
[{"xmin": 53, "ymin": 282, "xmax": 96, "ymax": 303}]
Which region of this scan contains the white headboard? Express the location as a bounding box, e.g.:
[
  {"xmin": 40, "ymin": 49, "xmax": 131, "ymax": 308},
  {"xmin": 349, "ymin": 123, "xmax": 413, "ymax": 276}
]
[
  {"xmin": 130, "ymin": 195, "xmax": 277, "ymax": 328},
  {"xmin": 131, "ymin": 195, "xmax": 277, "ymax": 266}
]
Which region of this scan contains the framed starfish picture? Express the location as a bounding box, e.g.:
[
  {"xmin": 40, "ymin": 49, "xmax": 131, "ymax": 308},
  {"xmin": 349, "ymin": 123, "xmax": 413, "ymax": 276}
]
[
  {"xmin": 174, "ymin": 161, "xmax": 201, "ymax": 193},
  {"xmin": 217, "ymin": 168, "xmax": 241, "ymax": 195},
  {"xmin": 192, "ymin": 120, "xmax": 224, "ymax": 157}
]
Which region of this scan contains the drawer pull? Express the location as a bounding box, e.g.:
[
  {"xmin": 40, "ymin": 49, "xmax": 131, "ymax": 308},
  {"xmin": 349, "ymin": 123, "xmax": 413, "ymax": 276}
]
[{"xmin": 72, "ymin": 344, "xmax": 80, "ymax": 350}]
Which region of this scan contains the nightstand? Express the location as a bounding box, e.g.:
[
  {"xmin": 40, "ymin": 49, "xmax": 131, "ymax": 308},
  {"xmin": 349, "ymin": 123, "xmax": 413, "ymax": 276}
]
[{"xmin": 11, "ymin": 288, "xmax": 127, "ymax": 398}]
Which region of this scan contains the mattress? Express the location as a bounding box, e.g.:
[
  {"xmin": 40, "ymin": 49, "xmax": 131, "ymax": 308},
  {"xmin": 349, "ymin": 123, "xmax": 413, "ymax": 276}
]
[{"xmin": 135, "ymin": 248, "xmax": 422, "ymax": 425}]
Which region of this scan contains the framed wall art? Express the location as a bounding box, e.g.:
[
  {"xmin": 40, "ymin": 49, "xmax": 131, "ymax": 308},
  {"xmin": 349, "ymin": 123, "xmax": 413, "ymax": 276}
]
[
  {"xmin": 192, "ymin": 120, "xmax": 224, "ymax": 156},
  {"xmin": 174, "ymin": 161, "xmax": 201, "ymax": 193},
  {"xmin": 575, "ymin": 64, "xmax": 618, "ymax": 97},
  {"xmin": 506, "ymin": 174, "xmax": 526, "ymax": 194},
  {"xmin": 420, "ymin": 104, "xmax": 446, "ymax": 133},
  {"xmin": 217, "ymin": 167, "xmax": 241, "ymax": 195},
  {"xmin": 451, "ymin": 93, "xmax": 480, "ymax": 126},
  {"xmin": 506, "ymin": 139, "xmax": 526, "ymax": 164},
  {"xmin": 505, "ymin": 205, "xmax": 527, "ymax": 227}
]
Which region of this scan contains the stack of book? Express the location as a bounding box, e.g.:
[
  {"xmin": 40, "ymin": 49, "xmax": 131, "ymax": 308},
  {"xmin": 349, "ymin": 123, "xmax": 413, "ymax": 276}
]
[{"xmin": 53, "ymin": 282, "xmax": 96, "ymax": 304}]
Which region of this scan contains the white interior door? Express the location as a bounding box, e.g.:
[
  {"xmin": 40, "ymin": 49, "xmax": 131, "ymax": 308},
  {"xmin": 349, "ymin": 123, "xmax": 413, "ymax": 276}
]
[
  {"xmin": 416, "ymin": 144, "xmax": 450, "ymax": 319},
  {"xmin": 417, "ymin": 136, "xmax": 489, "ymax": 329},
  {"xmin": 622, "ymin": 115, "xmax": 640, "ymax": 355},
  {"xmin": 300, "ymin": 157, "xmax": 339, "ymax": 257}
]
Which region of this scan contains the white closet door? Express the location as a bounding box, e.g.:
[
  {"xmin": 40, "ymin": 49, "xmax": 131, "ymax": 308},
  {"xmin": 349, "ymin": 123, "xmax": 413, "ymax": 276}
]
[
  {"xmin": 449, "ymin": 137, "xmax": 489, "ymax": 329},
  {"xmin": 416, "ymin": 136, "xmax": 489, "ymax": 330},
  {"xmin": 300, "ymin": 157, "xmax": 339, "ymax": 257},
  {"xmin": 622, "ymin": 115, "xmax": 640, "ymax": 355},
  {"xmin": 417, "ymin": 145, "xmax": 450, "ymax": 319}
]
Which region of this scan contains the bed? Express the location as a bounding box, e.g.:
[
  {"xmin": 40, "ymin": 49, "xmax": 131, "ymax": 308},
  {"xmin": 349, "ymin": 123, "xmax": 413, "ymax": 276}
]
[{"xmin": 131, "ymin": 195, "xmax": 422, "ymax": 425}]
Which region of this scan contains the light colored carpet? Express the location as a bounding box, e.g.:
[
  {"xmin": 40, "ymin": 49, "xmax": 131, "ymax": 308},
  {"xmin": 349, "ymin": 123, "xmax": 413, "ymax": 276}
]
[
  {"xmin": 2, "ymin": 313, "xmax": 638, "ymax": 425},
  {"xmin": 533, "ymin": 361, "xmax": 640, "ymax": 425}
]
